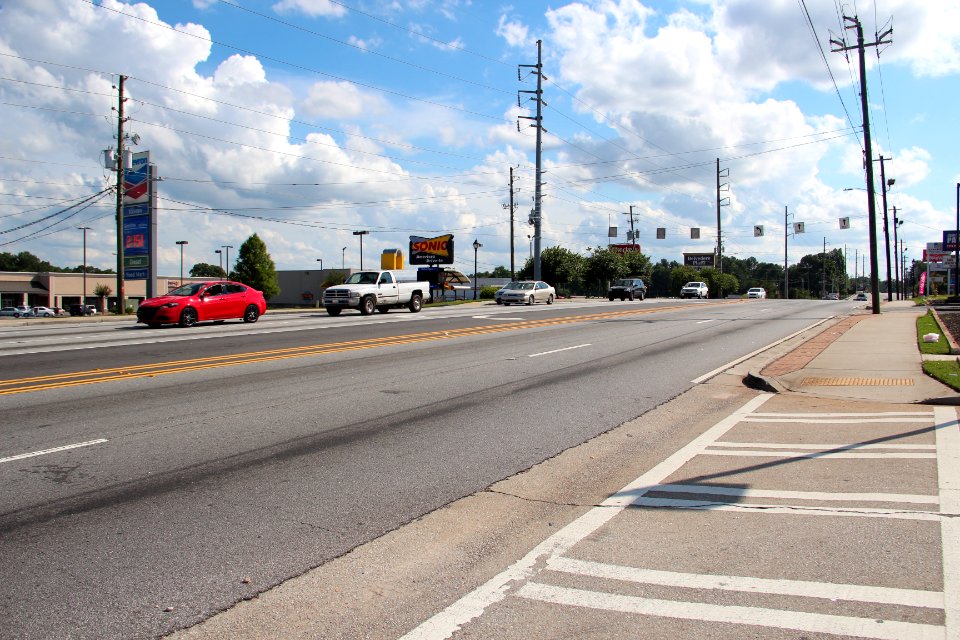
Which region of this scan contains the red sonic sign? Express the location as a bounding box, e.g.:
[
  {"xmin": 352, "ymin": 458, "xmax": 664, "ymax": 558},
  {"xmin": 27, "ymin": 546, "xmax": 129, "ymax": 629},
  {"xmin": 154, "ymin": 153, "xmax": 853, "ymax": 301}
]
[{"xmin": 409, "ymin": 234, "xmax": 454, "ymax": 265}]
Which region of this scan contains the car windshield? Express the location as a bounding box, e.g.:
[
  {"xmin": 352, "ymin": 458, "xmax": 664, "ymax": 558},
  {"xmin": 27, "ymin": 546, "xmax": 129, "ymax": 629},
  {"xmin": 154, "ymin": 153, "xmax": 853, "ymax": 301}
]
[
  {"xmin": 514, "ymin": 282, "xmax": 535, "ymax": 290},
  {"xmin": 684, "ymin": 282, "xmax": 700, "ymax": 288},
  {"xmin": 345, "ymin": 272, "xmax": 379, "ymax": 285},
  {"xmin": 167, "ymin": 283, "xmax": 205, "ymax": 296},
  {"xmin": 614, "ymin": 280, "xmax": 632, "ymax": 287}
]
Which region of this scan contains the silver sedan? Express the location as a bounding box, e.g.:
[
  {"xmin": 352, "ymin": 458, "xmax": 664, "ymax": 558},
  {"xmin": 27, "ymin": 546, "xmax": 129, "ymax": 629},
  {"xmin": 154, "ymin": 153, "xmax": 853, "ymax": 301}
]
[{"xmin": 498, "ymin": 280, "xmax": 555, "ymax": 306}]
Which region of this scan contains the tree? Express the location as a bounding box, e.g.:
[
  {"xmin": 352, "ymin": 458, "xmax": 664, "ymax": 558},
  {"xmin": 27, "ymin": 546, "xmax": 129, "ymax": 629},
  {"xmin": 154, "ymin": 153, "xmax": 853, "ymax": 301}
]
[
  {"xmin": 584, "ymin": 248, "xmax": 628, "ymax": 293},
  {"xmin": 93, "ymin": 284, "xmax": 112, "ymax": 313},
  {"xmin": 190, "ymin": 262, "xmax": 226, "ymax": 278},
  {"xmin": 490, "ymin": 265, "xmax": 511, "ymax": 278},
  {"xmin": 622, "ymin": 250, "xmax": 652, "ymax": 278},
  {"xmin": 539, "ymin": 246, "xmax": 584, "ymax": 290},
  {"xmin": 232, "ymin": 234, "xmax": 281, "ymax": 299}
]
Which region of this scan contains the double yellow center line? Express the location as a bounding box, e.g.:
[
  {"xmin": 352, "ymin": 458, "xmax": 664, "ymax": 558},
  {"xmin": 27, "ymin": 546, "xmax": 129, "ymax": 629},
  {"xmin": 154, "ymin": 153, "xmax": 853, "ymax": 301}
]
[{"xmin": 0, "ymin": 302, "xmax": 733, "ymax": 395}]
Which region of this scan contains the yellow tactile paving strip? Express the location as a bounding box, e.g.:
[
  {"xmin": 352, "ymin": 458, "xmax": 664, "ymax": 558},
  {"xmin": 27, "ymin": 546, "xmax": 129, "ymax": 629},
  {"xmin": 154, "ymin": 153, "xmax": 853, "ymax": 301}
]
[{"xmin": 799, "ymin": 376, "xmax": 914, "ymax": 387}]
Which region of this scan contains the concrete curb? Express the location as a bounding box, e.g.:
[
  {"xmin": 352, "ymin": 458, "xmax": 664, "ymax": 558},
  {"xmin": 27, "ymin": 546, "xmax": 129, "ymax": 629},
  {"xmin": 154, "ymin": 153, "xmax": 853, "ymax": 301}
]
[{"xmin": 930, "ymin": 307, "xmax": 960, "ymax": 355}]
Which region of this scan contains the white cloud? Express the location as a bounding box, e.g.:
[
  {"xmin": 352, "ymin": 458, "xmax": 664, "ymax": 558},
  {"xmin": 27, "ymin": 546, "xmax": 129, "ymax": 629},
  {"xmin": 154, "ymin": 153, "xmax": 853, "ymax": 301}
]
[
  {"xmin": 496, "ymin": 14, "xmax": 529, "ymax": 48},
  {"xmin": 300, "ymin": 81, "xmax": 388, "ymax": 119},
  {"xmin": 271, "ymin": 0, "xmax": 346, "ymax": 18}
]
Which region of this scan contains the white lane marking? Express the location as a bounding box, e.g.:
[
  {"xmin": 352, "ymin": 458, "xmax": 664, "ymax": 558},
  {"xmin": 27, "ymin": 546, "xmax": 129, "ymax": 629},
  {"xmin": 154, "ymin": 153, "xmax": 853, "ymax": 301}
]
[
  {"xmin": 0, "ymin": 439, "xmax": 108, "ymax": 464},
  {"xmin": 398, "ymin": 394, "xmax": 774, "ymax": 640},
  {"xmin": 472, "ymin": 316, "xmax": 524, "ymax": 321},
  {"xmin": 700, "ymin": 449, "xmax": 936, "ymax": 459},
  {"xmin": 548, "ymin": 557, "xmax": 944, "ymax": 608},
  {"xmin": 743, "ymin": 416, "xmax": 933, "ymax": 424},
  {"xmin": 517, "ymin": 583, "xmax": 944, "ymax": 640},
  {"xmin": 709, "ymin": 441, "xmax": 936, "ymax": 451},
  {"xmin": 934, "ymin": 406, "xmax": 960, "ymax": 639},
  {"xmin": 528, "ymin": 344, "xmax": 591, "ymax": 358},
  {"xmin": 696, "ymin": 319, "xmax": 716, "ymax": 324},
  {"xmin": 689, "ymin": 315, "xmax": 835, "ymax": 384},
  {"xmin": 745, "ymin": 411, "xmax": 935, "ymax": 422},
  {"xmin": 631, "ymin": 497, "xmax": 943, "ymax": 520},
  {"xmin": 653, "ymin": 484, "xmax": 939, "ymax": 504}
]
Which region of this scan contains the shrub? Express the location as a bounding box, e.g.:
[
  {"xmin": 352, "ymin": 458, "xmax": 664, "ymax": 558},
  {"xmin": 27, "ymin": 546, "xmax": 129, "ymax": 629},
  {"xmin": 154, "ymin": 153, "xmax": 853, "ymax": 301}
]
[{"xmin": 479, "ymin": 285, "xmax": 499, "ymax": 300}]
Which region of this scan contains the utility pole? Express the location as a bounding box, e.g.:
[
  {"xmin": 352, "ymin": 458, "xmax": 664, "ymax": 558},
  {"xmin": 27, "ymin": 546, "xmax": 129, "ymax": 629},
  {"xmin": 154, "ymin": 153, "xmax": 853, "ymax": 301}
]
[
  {"xmin": 822, "ymin": 237, "xmax": 828, "ymax": 298},
  {"xmin": 504, "ymin": 167, "xmax": 518, "ymax": 281},
  {"xmin": 624, "ymin": 205, "xmax": 638, "ymax": 246},
  {"xmin": 716, "ymin": 159, "xmax": 730, "ymax": 296},
  {"xmin": 892, "ymin": 206, "xmax": 902, "ymax": 299},
  {"xmin": 783, "ymin": 206, "xmax": 792, "ymax": 299},
  {"xmin": 519, "ymin": 40, "xmax": 544, "ymax": 280},
  {"xmin": 114, "ymin": 75, "xmax": 127, "ymax": 314},
  {"xmin": 877, "ymin": 156, "xmax": 894, "ymax": 301},
  {"xmin": 832, "ymin": 15, "xmax": 892, "ymax": 314}
]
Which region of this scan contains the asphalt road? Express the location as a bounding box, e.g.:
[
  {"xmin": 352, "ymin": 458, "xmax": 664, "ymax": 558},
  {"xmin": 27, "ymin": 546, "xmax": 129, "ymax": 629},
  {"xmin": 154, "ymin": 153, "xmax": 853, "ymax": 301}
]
[{"xmin": 0, "ymin": 297, "xmax": 856, "ymax": 639}]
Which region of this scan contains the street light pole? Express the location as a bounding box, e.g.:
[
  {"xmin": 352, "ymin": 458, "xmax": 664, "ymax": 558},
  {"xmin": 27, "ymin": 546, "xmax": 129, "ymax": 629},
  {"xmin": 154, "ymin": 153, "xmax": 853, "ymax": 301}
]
[
  {"xmin": 79, "ymin": 226, "xmax": 91, "ymax": 310},
  {"xmin": 176, "ymin": 240, "xmax": 188, "ymax": 283},
  {"xmin": 222, "ymin": 245, "xmax": 233, "ymax": 279},
  {"xmin": 352, "ymin": 231, "xmax": 369, "ymax": 269},
  {"xmin": 473, "ymin": 239, "xmax": 482, "ymax": 300},
  {"xmin": 316, "ymin": 258, "xmax": 323, "ymax": 271},
  {"xmin": 342, "ymin": 246, "xmax": 347, "ymax": 270},
  {"xmin": 215, "ymin": 249, "xmax": 222, "ymax": 279}
]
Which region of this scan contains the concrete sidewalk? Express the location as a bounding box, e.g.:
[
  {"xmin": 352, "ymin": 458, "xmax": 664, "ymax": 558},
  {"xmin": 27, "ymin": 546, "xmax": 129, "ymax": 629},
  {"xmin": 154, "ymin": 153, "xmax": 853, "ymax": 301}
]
[
  {"xmin": 170, "ymin": 301, "xmax": 960, "ymax": 640},
  {"xmin": 752, "ymin": 301, "xmax": 958, "ymax": 405}
]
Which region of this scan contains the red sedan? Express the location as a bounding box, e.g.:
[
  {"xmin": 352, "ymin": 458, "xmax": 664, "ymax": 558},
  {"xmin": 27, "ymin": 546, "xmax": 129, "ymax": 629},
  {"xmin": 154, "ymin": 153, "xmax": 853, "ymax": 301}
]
[{"xmin": 136, "ymin": 281, "xmax": 267, "ymax": 328}]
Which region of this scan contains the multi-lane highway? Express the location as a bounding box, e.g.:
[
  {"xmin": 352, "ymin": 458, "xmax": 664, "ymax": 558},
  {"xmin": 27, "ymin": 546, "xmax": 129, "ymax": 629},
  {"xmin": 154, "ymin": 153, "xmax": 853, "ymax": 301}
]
[{"xmin": 0, "ymin": 297, "xmax": 855, "ymax": 639}]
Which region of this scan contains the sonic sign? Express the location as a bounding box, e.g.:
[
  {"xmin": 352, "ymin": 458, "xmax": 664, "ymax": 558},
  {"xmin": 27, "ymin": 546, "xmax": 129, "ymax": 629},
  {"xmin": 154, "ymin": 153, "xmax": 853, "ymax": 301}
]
[{"xmin": 409, "ymin": 234, "xmax": 454, "ymax": 265}]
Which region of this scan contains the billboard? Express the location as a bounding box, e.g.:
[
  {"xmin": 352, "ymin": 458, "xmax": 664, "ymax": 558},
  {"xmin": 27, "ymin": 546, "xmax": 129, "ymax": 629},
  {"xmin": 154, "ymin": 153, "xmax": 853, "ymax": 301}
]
[
  {"xmin": 684, "ymin": 253, "xmax": 715, "ymax": 268},
  {"xmin": 122, "ymin": 152, "xmax": 158, "ymax": 295},
  {"xmin": 943, "ymin": 230, "xmax": 960, "ymax": 252},
  {"xmin": 409, "ymin": 234, "xmax": 454, "ymax": 265}
]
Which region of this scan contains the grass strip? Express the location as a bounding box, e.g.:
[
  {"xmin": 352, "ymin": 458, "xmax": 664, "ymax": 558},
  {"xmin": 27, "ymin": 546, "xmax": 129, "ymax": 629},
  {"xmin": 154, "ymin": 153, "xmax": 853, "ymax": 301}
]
[
  {"xmin": 923, "ymin": 360, "xmax": 960, "ymax": 391},
  {"xmin": 917, "ymin": 311, "xmax": 950, "ymax": 355}
]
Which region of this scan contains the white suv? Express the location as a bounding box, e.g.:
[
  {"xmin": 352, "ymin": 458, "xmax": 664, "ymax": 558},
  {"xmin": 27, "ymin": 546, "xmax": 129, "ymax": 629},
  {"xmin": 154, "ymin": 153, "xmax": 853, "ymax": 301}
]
[{"xmin": 680, "ymin": 281, "xmax": 708, "ymax": 299}]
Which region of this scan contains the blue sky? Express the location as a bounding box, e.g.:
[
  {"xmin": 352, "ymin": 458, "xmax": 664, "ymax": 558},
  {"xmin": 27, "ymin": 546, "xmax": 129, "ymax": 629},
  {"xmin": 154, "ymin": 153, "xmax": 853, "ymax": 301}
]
[{"xmin": 1, "ymin": 0, "xmax": 959, "ymax": 281}]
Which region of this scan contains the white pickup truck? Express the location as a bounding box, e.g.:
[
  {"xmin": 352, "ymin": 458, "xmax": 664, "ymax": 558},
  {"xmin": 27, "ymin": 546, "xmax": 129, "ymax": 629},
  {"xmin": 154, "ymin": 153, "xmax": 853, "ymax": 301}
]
[{"xmin": 322, "ymin": 270, "xmax": 432, "ymax": 316}]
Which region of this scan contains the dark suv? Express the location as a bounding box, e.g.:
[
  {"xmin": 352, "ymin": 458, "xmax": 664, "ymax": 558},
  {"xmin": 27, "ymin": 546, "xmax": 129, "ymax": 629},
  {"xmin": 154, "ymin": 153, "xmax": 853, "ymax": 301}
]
[
  {"xmin": 608, "ymin": 277, "xmax": 646, "ymax": 301},
  {"xmin": 69, "ymin": 304, "xmax": 97, "ymax": 316}
]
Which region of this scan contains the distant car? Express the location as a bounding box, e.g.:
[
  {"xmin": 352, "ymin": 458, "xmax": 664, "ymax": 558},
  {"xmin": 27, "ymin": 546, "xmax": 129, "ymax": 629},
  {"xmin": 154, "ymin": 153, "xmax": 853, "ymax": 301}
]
[
  {"xmin": 856, "ymin": 291, "xmax": 868, "ymax": 301},
  {"xmin": 69, "ymin": 304, "xmax": 98, "ymax": 316},
  {"xmin": 824, "ymin": 292, "xmax": 840, "ymax": 300},
  {"xmin": 495, "ymin": 281, "xmax": 524, "ymax": 305},
  {"xmin": 680, "ymin": 282, "xmax": 708, "ymax": 299},
  {"xmin": 608, "ymin": 278, "xmax": 647, "ymax": 301},
  {"xmin": 136, "ymin": 280, "xmax": 267, "ymax": 328},
  {"xmin": 498, "ymin": 280, "xmax": 555, "ymax": 306},
  {"xmin": 747, "ymin": 287, "xmax": 766, "ymax": 299},
  {"xmin": 1, "ymin": 305, "xmax": 33, "ymax": 318},
  {"xmin": 31, "ymin": 306, "xmax": 56, "ymax": 317}
]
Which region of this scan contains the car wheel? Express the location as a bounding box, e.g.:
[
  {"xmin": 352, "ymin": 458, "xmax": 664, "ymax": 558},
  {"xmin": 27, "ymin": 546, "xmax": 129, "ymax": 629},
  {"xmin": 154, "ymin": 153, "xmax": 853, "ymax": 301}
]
[
  {"xmin": 527, "ymin": 295, "xmax": 535, "ymax": 306},
  {"xmin": 496, "ymin": 299, "xmax": 503, "ymax": 305},
  {"xmin": 639, "ymin": 291, "xmax": 645, "ymax": 301},
  {"xmin": 546, "ymin": 294, "xmax": 554, "ymax": 305},
  {"xmin": 243, "ymin": 306, "xmax": 260, "ymax": 323},
  {"xmin": 326, "ymin": 307, "xmax": 342, "ymax": 316},
  {"xmin": 377, "ymin": 306, "xmax": 390, "ymax": 314},
  {"xmin": 360, "ymin": 296, "xmax": 376, "ymax": 315},
  {"xmin": 408, "ymin": 294, "xmax": 422, "ymax": 313},
  {"xmin": 179, "ymin": 308, "xmax": 198, "ymax": 328},
  {"xmin": 628, "ymin": 292, "xmax": 635, "ymax": 301},
  {"xmin": 608, "ymin": 294, "xmax": 615, "ymax": 301}
]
